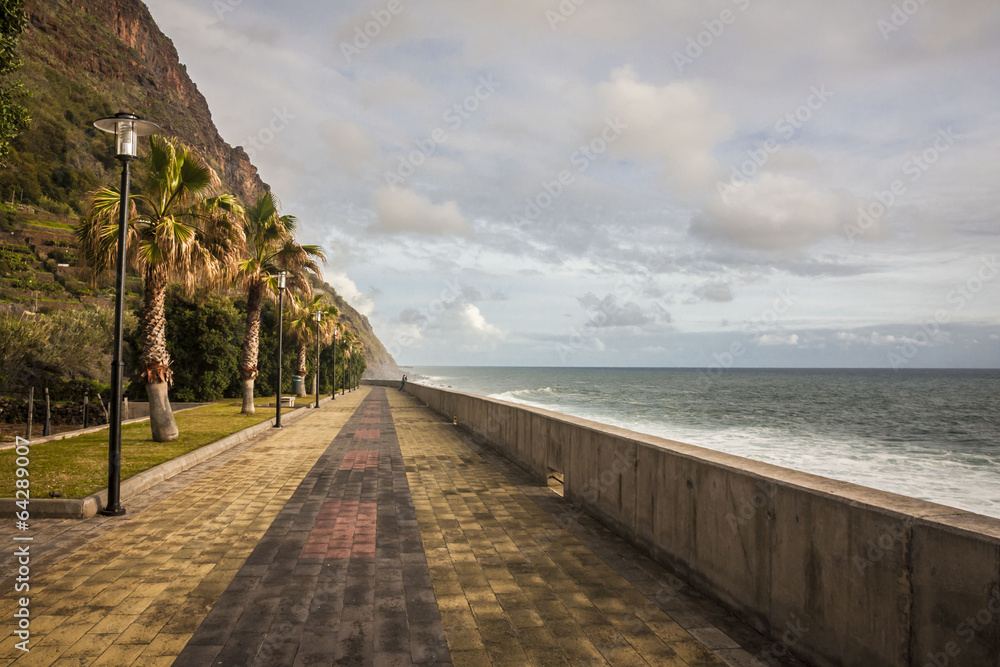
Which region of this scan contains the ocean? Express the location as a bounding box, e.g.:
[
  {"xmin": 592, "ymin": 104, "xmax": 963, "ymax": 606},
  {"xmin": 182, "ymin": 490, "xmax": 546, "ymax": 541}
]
[{"xmin": 406, "ymin": 367, "xmax": 1000, "ymax": 520}]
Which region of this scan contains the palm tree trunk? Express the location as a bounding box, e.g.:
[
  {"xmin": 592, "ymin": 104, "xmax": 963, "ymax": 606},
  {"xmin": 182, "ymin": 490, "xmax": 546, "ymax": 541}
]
[
  {"xmin": 239, "ymin": 281, "xmax": 264, "ymax": 415},
  {"xmin": 296, "ymin": 342, "xmax": 308, "ymax": 397},
  {"xmin": 141, "ymin": 267, "xmax": 179, "ymax": 442}
]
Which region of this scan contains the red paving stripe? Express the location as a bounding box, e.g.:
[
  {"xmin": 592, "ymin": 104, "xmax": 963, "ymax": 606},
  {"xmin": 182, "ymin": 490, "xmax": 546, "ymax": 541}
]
[
  {"xmin": 178, "ymin": 388, "xmax": 450, "ymax": 665},
  {"xmin": 338, "ymin": 449, "xmax": 380, "ymax": 470},
  {"xmin": 360, "ymin": 416, "xmax": 380, "ymax": 423},
  {"xmin": 302, "ymin": 499, "xmax": 378, "ymax": 559}
]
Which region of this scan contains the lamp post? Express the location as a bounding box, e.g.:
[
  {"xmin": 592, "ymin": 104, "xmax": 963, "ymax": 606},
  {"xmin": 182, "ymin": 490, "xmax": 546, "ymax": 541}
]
[
  {"xmin": 275, "ymin": 271, "xmax": 287, "ymax": 428},
  {"xmin": 313, "ymin": 311, "xmax": 322, "ymax": 409},
  {"xmin": 331, "ymin": 328, "xmax": 337, "ymax": 400},
  {"xmin": 93, "ymin": 112, "xmax": 159, "ymax": 517}
]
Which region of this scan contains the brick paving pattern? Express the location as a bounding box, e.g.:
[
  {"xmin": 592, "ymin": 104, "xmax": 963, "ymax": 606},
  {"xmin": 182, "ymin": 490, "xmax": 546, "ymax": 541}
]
[
  {"xmin": 0, "ymin": 386, "xmax": 801, "ymax": 666},
  {"xmin": 0, "ymin": 390, "xmax": 371, "ymax": 666},
  {"xmin": 387, "ymin": 389, "xmax": 797, "ymax": 667},
  {"xmin": 176, "ymin": 388, "xmax": 449, "ymax": 666}
]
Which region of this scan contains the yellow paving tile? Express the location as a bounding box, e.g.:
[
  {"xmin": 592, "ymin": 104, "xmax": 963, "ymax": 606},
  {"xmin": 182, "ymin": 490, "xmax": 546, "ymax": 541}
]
[
  {"xmin": 0, "ymin": 390, "xmax": 369, "ymax": 666},
  {"xmin": 388, "ymin": 389, "xmax": 728, "ymax": 667}
]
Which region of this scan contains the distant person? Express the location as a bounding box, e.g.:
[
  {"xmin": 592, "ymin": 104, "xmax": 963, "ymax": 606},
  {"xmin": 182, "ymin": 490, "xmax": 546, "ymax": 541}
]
[{"xmin": 399, "ymin": 375, "xmax": 407, "ymax": 391}]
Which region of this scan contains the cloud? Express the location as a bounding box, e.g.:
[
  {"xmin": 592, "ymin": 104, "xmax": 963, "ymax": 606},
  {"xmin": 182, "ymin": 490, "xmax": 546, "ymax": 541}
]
[
  {"xmin": 460, "ymin": 285, "xmax": 482, "ymax": 301},
  {"xmin": 357, "ymin": 72, "xmax": 430, "ymax": 108},
  {"xmin": 440, "ymin": 303, "xmax": 506, "ymax": 350},
  {"xmin": 578, "ymin": 293, "xmax": 672, "ymax": 330},
  {"xmin": 319, "ymin": 119, "xmax": 377, "ymax": 173},
  {"xmin": 690, "ymin": 174, "xmax": 857, "ymax": 250},
  {"xmin": 596, "ymin": 66, "xmax": 732, "ymax": 196},
  {"xmin": 324, "ymin": 271, "xmax": 376, "ymax": 317},
  {"xmin": 835, "ymin": 330, "xmax": 942, "ymax": 347},
  {"xmin": 387, "ymin": 290, "xmax": 505, "ymax": 354},
  {"xmin": 757, "ymin": 333, "xmax": 800, "ymax": 346},
  {"xmin": 692, "ymin": 281, "xmax": 734, "ymax": 303},
  {"xmin": 372, "ymin": 186, "xmax": 470, "ymax": 236},
  {"xmin": 143, "ymin": 0, "xmax": 1000, "ymax": 368},
  {"xmin": 397, "ymin": 308, "xmax": 428, "ymax": 326}
]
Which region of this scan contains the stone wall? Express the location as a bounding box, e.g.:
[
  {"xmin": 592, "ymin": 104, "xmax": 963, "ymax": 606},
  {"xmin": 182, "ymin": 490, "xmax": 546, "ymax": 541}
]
[{"xmin": 367, "ymin": 380, "xmax": 1000, "ymax": 667}]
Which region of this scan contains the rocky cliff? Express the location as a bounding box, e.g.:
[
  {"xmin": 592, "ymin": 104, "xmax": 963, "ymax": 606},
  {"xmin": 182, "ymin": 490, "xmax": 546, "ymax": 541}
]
[
  {"xmin": 19, "ymin": 0, "xmax": 264, "ymax": 204},
  {"xmin": 3, "ymin": 0, "xmax": 399, "ymax": 377}
]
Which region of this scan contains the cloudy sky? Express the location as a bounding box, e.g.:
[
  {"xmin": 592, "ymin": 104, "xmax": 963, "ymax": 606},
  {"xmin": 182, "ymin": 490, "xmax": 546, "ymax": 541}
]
[{"xmin": 143, "ymin": 0, "xmax": 1000, "ymax": 368}]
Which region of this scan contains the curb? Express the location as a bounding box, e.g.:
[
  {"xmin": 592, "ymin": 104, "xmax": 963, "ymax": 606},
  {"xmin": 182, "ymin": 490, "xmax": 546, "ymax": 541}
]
[{"xmin": 0, "ymin": 397, "xmax": 334, "ymax": 519}]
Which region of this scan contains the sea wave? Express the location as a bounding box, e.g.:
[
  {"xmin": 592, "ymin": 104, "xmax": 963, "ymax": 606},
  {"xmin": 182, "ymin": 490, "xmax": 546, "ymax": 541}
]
[{"xmin": 409, "ymin": 367, "xmax": 1000, "ymax": 518}]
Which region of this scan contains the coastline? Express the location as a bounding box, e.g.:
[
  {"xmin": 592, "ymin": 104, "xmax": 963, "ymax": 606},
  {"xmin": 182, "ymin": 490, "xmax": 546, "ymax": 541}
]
[
  {"xmin": 405, "ymin": 366, "xmax": 1000, "ymax": 520},
  {"xmin": 368, "ymin": 378, "xmax": 1000, "ymax": 667}
]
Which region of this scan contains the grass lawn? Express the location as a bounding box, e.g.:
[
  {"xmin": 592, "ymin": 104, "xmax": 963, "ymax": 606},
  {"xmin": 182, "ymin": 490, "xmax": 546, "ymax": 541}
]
[{"xmin": 0, "ymin": 397, "xmax": 301, "ymax": 499}]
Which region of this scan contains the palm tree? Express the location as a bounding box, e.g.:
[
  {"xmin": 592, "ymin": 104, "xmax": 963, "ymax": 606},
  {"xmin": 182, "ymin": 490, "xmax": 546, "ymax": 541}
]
[
  {"xmin": 286, "ymin": 292, "xmax": 338, "ymax": 397},
  {"xmin": 312, "ymin": 297, "xmax": 340, "ymax": 396},
  {"xmin": 333, "ymin": 321, "xmax": 347, "ymax": 393},
  {"xmin": 79, "ymin": 136, "xmax": 244, "ymax": 441},
  {"xmin": 341, "ymin": 329, "xmax": 361, "ymax": 390},
  {"xmin": 234, "ymin": 191, "xmax": 324, "ymax": 415}
]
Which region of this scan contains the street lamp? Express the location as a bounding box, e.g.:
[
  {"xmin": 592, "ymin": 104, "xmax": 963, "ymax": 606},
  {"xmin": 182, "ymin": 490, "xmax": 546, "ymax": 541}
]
[
  {"xmin": 331, "ymin": 327, "xmax": 337, "ymax": 401},
  {"xmin": 275, "ymin": 271, "xmax": 287, "ymax": 428},
  {"xmin": 313, "ymin": 310, "xmax": 322, "ymax": 409},
  {"xmin": 93, "ymin": 112, "xmax": 159, "ymax": 518}
]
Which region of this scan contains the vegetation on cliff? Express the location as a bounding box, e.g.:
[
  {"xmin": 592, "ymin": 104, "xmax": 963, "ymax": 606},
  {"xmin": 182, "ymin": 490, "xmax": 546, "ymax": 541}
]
[
  {"xmin": 0, "ymin": 0, "xmax": 30, "ymax": 166},
  {"xmin": 0, "ymin": 0, "xmax": 398, "ymax": 427}
]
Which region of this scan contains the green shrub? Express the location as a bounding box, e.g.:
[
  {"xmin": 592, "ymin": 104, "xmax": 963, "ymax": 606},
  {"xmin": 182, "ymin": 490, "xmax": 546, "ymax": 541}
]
[
  {"xmin": 47, "ymin": 247, "xmax": 75, "ymax": 264},
  {"xmin": 163, "ymin": 288, "xmax": 242, "ymax": 402},
  {"xmin": 48, "ymin": 377, "xmax": 108, "ymax": 401},
  {"xmin": 36, "ymin": 195, "xmax": 74, "ymax": 216},
  {"xmin": 6, "ymin": 275, "xmax": 62, "ymax": 293},
  {"xmin": 0, "ymin": 243, "xmax": 31, "ymax": 272}
]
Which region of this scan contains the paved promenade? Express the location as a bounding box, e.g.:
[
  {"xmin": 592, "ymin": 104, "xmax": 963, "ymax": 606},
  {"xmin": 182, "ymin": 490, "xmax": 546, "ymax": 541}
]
[{"xmin": 0, "ymin": 387, "xmax": 798, "ymax": 666}]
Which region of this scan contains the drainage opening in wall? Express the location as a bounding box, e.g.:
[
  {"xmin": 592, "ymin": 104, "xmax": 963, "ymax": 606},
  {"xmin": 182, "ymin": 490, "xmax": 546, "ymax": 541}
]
[{"xmin": 547, "ymin": 468, "xmax": 564, "ymax": 497}]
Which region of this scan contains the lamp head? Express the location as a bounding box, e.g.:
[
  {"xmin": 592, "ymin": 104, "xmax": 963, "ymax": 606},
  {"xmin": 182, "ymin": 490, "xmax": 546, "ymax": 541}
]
[{"xmin": 93, "ymin": 112, "xmax": 160, "ymax": 159}]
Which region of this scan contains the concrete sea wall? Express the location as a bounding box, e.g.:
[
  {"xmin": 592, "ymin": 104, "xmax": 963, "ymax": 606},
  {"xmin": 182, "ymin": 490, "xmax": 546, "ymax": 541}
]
[{"xmin": 368, "ymin": 380, "xmax": 1000, "ymax": 666}]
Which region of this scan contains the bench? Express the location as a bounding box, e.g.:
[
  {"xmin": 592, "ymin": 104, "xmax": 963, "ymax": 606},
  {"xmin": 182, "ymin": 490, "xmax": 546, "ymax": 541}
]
[{"xmin": 281, "ymin": 396, "xmax": 295, "ymax": 407}]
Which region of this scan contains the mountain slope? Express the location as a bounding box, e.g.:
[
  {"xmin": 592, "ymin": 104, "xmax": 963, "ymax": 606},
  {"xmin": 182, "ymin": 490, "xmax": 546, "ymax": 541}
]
[{"xmin": 2, "ymin": 0, "xmax": 399, "ymax": 377}]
